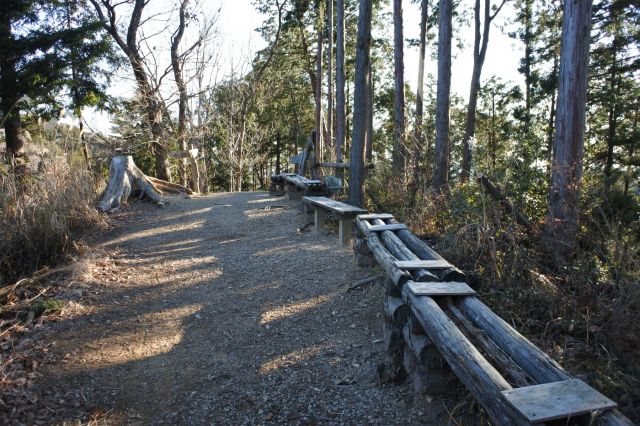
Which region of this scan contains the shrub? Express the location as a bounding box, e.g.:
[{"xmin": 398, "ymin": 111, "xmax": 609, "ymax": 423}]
[{"xmin": 0, "ymin": 155, "xmax": 106, "ymax": 286}]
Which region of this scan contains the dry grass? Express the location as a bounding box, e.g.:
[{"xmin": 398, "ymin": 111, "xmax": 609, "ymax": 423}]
[{"xmin": 0, "ymin": 155, "xmax": 106, "ymax": 287}]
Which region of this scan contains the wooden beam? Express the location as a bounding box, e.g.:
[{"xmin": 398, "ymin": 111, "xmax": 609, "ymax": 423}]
[
  {"xmin": 406, "ymin": 281, "xmax": 476, "ymax": 297},
  {"xmin": 395, "ymin": 259, "xmax": 453, "ymax": 270},
  {"xmin": 368, "ymin": 223, "xmax": 408, "ymax": 232}
]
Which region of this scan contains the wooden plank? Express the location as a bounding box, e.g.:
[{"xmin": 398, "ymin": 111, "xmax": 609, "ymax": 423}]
[
  {"xmin": 502, "ymin": 379, "xmax": 617, "ymax": 423},
  {"xmin": 303, "ymin": 196, "xmax": 367, "ymax": 214},
  {"xmin": 368, "ymin": 223, "xmax": 407, "ymax": 232},
  {"xmin": 407, "ymin": 281, "xmax": 476, "ymax": 297},
  {"xmin": 357, "ymin": 213, "xmax": 394, "ymax": 220},
  {"xmin": 395, "ymin": 259, "xmax": 453, "ymax": 270}
]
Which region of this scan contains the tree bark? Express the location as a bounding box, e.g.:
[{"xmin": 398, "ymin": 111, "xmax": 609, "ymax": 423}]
[
  {"xmin": 171, "ymin": 0, "xmax": 191, "ymax": 189},
  {"xmin": 348, "ymin": 0, "xmax": 372, "ymax": 207},
  {"xmin": 545, "ymin": 0, "xmax": 593, "ymax": 242},
  {"xmin": 0, "ymin": 9, "xmax": 26, "ymax": 160},
  {"xmin": 336, "ymin": 0, "xmax": 345, "ymax": 164},
  {"xmin": 412, "ymin": 0, "xmax": 428, "ymax": 196},
  {"xmin": 461, "ymin": 0, "xmax": 505, "ymax": 183},
  {"xmin": 392, "ymin": 0, "xmax": 406, "ymax": 175},
  {"xmin": 315, "ymin": 0, "xmax": 324, "ymax": 162},
  {"xmin": 327, "ymin": 0, "xmax": 334, "ymax": 161},
  {"xmin": 432, "ymin": 0, "xmax": 453, "ymax": 192},
  {"xmin": 365, "ymin": 58, "xmax": 373, "ymax": 163}
]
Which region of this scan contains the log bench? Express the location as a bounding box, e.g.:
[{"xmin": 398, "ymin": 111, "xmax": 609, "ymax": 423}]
[
  {"xmin": 354, "ymin": 213, "xmax": 631, "ymax": 426},
  {"xmin": 302, "ymin": 196, "xmax": 367, "ymax": 245},
  {"xmin": 270, "ymin": 173, "xmax": 326, "ymax": 200}
]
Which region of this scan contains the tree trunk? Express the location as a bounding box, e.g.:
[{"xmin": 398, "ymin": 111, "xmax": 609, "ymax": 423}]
[
  {"xmin": 392, "ymin": 0, "xmax": 406, "ymax": 175},
  {"xmin": 432, "ymin": 0, "xmax": 453, "ymax": 192},
  {"xmin": 523, "ymin": 0, "xmax": 533, "ymax": 130},
  {"xmin": 349, "ymin": 0, "xmax": 372, "ymax": 207},
  {"xmin": 327, "ymin": 0, "xmax": 334, "ymax": 161},
  {"xmin": 545, "ymin": 0, "xmax": 593, "ymax": 243},
  {"xmin": 171, "ymin": 0, "xmax": 191, "ymax": 188},
  {"xmin": 315, "ymin": 0, "xmax": 324, "ymax": 162},
  {"xmin": 98, "ymin": 156, "xmax": 192, "ymax": 213},
  {"xmin": 412, "ymin": 0, "xmax": 428, "ymax": 197},
  {"xmin": 0, "ymin": 10, "xmax": 26, "ymax": 160},
  {"xmin": 365, "ymin": 59, "xmax": 373, "ymax": 163},
  {"xmin": 336, "ymin": 0, "xmax": 346, "ymax": 164},
  {"xmin": 604, "ymin": 37, "xmax": 620, "ymax": 190},
  {"xmin": 461, "ymin": 0, "xmax": 502, "ymax": 183}
]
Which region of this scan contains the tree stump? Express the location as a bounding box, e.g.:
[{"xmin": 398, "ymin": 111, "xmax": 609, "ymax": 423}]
[{"xmin": 97, "ymin": 156, "xmax": 191, "ymax": 212}]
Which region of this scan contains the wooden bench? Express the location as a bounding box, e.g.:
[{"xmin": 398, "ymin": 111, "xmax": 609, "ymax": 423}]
[
  {"xmin": 303, "ymin": 196, "xmax": 367, "ymax": 245},
  {"xmin": 354, "ymin": 213, "xmax": 630, "ymax": 426},
  {"xmin": 270, "ymin": 173, "xmax": 326, "ymax": 200}
]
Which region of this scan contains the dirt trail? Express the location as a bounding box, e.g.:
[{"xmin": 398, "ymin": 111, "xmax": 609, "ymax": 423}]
[{"xmin": 29, "ymin": 192, "xmax": 453, "ymax": 425}]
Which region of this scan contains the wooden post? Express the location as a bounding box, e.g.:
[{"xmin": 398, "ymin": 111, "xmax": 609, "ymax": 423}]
[
  {"xmin": 338, "ymin": 217, "xmax": 352, "ymax": 245},
  {"xmin": 314, "ymin": 208, "xmax": 326, "ymax": 233}
]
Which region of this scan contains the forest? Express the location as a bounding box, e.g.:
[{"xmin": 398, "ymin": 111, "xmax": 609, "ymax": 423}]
[{"xmin": 0, "ymin": 0, "xmax": 639, "ymax": 423}]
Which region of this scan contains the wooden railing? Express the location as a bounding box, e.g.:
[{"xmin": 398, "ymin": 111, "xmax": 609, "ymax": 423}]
[{"xmin": 354, "ymin": 213, "xmax": 633, "ymax": 426}]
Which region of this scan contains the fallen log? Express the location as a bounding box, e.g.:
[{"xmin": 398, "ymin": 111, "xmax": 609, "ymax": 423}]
[{"xmin": 97, "ymin": 156, "xmax": 191, "ymax": 212}]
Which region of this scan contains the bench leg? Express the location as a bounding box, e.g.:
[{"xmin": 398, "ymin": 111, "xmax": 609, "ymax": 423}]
[
  {"xmin": 338, "ymin": 218, "xmax": 352, "ymax": 246},
  {"xmin": 304, "ymin": 201, "xmax": 313, "ymax": 214},
  {"xmin": 314, "ymin": 208, "xmax": 325, "ymax": 233}
]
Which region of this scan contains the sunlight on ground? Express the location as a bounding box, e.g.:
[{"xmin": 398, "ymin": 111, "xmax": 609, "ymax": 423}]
[
  {"xmin": 259, "ymin": 344, "xmax": 330, "ymax": 375},
  {"xmin": 69, "ymin": 304, "xmax": 202, "ymax": 371},
  {"xmin": 105, "ymin": 220, "xmax": 207, "ymax": 246},
  {"xmin": 253, "ymin": 243, "xmax": 330, "ymax": 257},
  {"xmin": 260, "ymin": 294, "xmax": 334, "ymax": 325},
  {"xmin": 247, "ymin": 196, "xmax": 285, "ymax": 204}
]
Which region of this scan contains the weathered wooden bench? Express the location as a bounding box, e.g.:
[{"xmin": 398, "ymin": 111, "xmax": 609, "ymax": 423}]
[
  {"xmin": 354, "ymin": 213, "xmax": 631, "ymax": 426},
  {"xmin": 270, "ymin": 173, "xmax": 326, "ymax": 200},
  {"xmin": 303, "ymin": 196, "xmax": 367, "ymax": 245}
]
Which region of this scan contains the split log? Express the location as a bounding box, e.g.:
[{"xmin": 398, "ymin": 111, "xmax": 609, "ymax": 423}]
[
  {"xmin": 386, "ymin": 218, "xmax": 467, "ymax": 282},
  {"xmin": 384, "ymin": 295, "xmax": 410, "ymax": 325},
  {"xmin": 355, "ymin": 220, "xmax": 412, "ymax": 290},
  {"xmin": 457, "ymin": 296, "xmax": 633, "ymax": 426},
  {"xmin": 364, "ymin": 218, "xmax": 440, "ymax": 282},
  {"xmin": 476, "ymin": 172, "xmax": 532, "ymax": 230},
  {"xmin": 403, "ymin": 288, "xmax": 525, "ymax": 426},
  {"xmin": 97, "ymin": 156, "xmax": 190, "ymax": 213}
]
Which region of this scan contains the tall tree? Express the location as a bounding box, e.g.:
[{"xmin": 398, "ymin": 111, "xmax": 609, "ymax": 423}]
[
  {"xmin": 412, "ymin": 0, "xmax": 428, "ymax": 195},
  {"xmin": 460, "ymin": 0, "xmax": 506, "ymax": 182},
  {"xmin": 545, "ymin": 0, "xmax": 593, "ymax": 242},
  {"xmin": 432, "ymin": 0, "xmax": 453, "ymax": 192},
  {"xmin": 171, "ymin": 0, "xmax": 190, "ymax": 187},
  {"xmin": 392, "ymin": 0, "xmax": 406, "ymax": 174},
  {"xmin": 349, "ymin": 0, "xmax": 372, "ymax": 207},
  {"xmin": 327, "ymin": 0, "xmax": 334, "ymax": 160},
  {"xmin": 0, "ymin": 0, "xmax": 109, "ymax": 162},
  {"xmin": 315, "ymin": 0, "xmax": 324, "ymax": 162},
  {"xmin": 90, "ymin": 0, "xmax": 172, "ymax": 181},
  {"xmin": 335, "ymin": 0, "xmax": 346, "ymax": 164}
]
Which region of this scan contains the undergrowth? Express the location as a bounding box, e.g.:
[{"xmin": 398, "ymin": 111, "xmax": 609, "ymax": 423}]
[
  {"xmin": 0, "ymin": 155, "xmax": 106, "ymax": 287},
  {"xmin": 365, "ymin": 169, "xmax": 640, "ymax": 422}
]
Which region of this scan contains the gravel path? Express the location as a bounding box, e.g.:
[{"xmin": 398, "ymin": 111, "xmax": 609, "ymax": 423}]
[{"xmin": 30, "ymin": 192, "xmax": 456, "ymax": 425}]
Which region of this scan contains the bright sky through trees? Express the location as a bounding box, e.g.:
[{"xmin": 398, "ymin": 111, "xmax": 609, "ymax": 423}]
[{"xmin": 83, "ymin": 0, "xmax": 523, "ymax": 134}]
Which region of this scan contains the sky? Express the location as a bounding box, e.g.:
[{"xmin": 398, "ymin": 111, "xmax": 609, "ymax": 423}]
[{"xmin": 82, "ymin": 0, "xmax": 524, "ymax": 134}]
